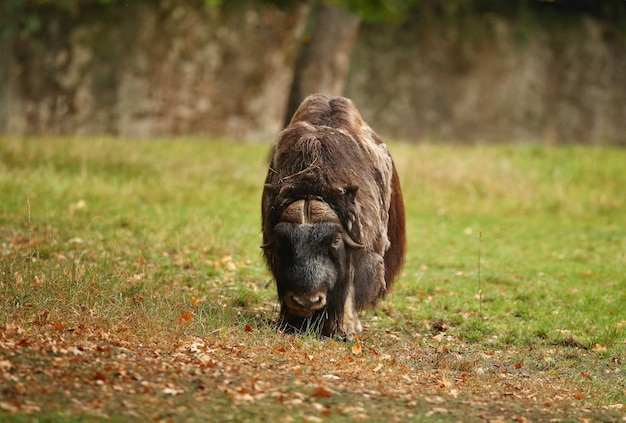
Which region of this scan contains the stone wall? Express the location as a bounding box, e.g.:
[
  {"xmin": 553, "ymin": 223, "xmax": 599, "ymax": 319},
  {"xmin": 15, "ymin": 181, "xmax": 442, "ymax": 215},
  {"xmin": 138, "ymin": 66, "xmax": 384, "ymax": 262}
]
[
  {"xmin": 2, "ymin": 2, "xmax": 625, "ymax": 144},
  {"xmin": 2, "ymin": 1, "xmax": 307, "ymax": 141},
  {"xmin": 347, "ymin": 13, "xmax": 626, "ymax": 144}
]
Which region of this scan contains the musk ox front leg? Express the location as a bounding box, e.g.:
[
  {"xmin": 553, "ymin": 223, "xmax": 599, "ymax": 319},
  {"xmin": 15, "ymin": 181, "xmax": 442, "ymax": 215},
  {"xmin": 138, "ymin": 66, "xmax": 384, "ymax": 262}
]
[
  {"xmin": 337, "ymin": 280, "xmax": 362, "ymax": 337},
  {"xmin": 311, "ymin": 273, "xmax": 361, "ymax": 339}
]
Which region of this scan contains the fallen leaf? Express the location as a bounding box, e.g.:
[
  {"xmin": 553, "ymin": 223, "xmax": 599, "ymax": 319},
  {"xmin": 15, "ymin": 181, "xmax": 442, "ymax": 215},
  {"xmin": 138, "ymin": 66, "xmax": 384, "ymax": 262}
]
[
  {"xmin": 432, "ymin": 332, "xmax": 445, "ymax": 343},
  {"xmin": 312, "ymin": 386, "xmax": 332, "ymax": 398},
  {"xmin": 352, "ymin": 333, "xmax": 363, "ymax": 356},
  {"xmin": 426, "ymin": 407, "xmax": 450, "ymax": 416},
  {"xmin": 425, "ymin": 396, "xmax": 446, "ymax": 405},
  {"xmin": 178, "ymin": 311, "xmax": 193, "ymax": 323},
  {"xmin": 94, "ymin": 371, "xmax": 107, "ymax": 382},
  {"xmin": 0, "ymin": 401, "xmax": 20, "ymax": 412},
  {"xmin": 5, "ymin": 321, "xmax": 23, "ymax": 334},
  {"xmin": 198, "ymin": 353, "xmax": 218, "ymax": 367},
  {"xmin": 191, "ymin": 296, "xmax": 204, "ymax": 306},
  {"xmin": 592, "ymin": 344, "xmax": 607, "ymax": 352}
]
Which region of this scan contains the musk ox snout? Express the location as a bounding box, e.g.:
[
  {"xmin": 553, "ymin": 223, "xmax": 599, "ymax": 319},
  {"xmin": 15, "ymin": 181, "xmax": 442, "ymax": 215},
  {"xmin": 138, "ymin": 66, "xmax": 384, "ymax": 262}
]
[
  {"xmin": 273, "ymin": 221, "xmax": 344, "ymax": 315},
  {"xmin": 284, "ymin": 291, "xmax": 327, "ymax": 317}
]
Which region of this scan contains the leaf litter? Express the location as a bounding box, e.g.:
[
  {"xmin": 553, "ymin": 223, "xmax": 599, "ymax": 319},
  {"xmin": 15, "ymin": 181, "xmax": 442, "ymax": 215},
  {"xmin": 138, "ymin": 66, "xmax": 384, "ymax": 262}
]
[
  {"xmin": 1, "ymin": 314, "xmax": 624, "ymax": 422},
  {"xmin": 0, "ymin": 239, "xmax": 624, "ymax": 420},
  {"xmin": 1, "ymin": 237, "xmax": 623, "ymax": 421}
]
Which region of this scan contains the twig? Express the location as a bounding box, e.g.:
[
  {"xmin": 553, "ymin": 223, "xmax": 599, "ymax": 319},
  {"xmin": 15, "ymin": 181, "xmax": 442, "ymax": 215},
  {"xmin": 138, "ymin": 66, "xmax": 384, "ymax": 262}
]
[
  {"xmin": 26, "ymin": 193, "xmax": 33, "ymax": 284},
  {"xmin": 478, "ymin": 230, "xmax": 483, "ymax": 317}
]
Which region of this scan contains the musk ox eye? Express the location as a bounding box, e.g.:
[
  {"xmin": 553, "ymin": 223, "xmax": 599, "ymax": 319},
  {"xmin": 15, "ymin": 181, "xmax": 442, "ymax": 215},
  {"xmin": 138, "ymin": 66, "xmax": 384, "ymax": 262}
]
[{"xmin": 330, "ymin": 234, "xmax": 342, "ymax": 250}]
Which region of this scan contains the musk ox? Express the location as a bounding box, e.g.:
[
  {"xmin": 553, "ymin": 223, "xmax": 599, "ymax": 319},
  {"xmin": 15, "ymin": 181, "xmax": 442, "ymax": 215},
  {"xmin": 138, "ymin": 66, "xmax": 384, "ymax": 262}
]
[{"xmin": 261, "ymin": 93, "xmax": 406, "ymax": 338}]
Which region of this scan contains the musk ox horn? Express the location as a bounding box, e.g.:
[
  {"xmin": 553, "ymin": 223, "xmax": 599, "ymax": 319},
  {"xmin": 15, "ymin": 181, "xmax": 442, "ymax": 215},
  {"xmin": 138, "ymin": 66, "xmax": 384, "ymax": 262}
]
[
  {"xmin": 278, "ymin": 199, "xmax": 363, "ymax": 249},
  {"xmin": 342, "ymin": 232, "xmax": 364, "ymax": 249},
  {"xmin": 279, "ymin": 199, "xmax": 339, "ymax": 224}
]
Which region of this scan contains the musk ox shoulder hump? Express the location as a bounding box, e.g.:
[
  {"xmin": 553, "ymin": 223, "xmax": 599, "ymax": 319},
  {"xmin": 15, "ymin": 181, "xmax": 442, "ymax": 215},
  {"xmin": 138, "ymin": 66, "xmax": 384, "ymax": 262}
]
[{"xmin": 266, "ymin": 94, "xmax": 393, "ymax": 254}]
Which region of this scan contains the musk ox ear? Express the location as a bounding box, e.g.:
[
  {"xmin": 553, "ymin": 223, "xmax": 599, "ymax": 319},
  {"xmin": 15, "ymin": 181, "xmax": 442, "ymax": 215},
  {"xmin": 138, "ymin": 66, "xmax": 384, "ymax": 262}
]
[
  {"xmin": 264, "ymin": 183, "xmax": 279, "ymax": 196},
  {"xmin": 337, "ymin": 185, "xmax": 358, "ymax": 200},
  {"xmin": 334, "ymin": 185, "xmax": 359, "ymax": 233}
]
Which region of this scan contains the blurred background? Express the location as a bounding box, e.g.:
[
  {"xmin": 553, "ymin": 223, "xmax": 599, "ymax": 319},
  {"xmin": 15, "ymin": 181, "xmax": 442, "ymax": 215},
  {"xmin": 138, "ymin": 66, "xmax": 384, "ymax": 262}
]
[{"xmin": 1, "ymin": 0, "xmax": 625, "ymax": 144}]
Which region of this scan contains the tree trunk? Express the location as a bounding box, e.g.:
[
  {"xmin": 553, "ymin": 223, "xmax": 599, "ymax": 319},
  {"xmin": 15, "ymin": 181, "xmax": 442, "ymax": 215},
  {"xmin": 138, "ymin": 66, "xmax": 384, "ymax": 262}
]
[
  {"xmin": 0, "ymin": 33, "xmax": 10, "ymax": 132},
  {"xmin": 283, "ymin": 1, "xmax": 360, "ymax": 127}
]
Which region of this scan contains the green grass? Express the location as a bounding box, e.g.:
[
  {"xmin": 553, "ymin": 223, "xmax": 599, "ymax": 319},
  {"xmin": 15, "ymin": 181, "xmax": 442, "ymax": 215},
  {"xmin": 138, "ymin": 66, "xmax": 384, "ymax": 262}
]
[
  {"xmin": 0, "ymin": 137, "xmax": 624, "ymax": 421},
  {"xmin": 390, "ymin": 143, "xmax": 625, "ymax": 349}
]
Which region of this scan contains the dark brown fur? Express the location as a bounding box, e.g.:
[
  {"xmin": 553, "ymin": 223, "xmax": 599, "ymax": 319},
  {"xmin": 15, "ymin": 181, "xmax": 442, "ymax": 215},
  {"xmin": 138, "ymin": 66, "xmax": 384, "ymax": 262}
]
[{"xmin": 262, "ymin": 93, "xmax": 406, "ymax": 337}]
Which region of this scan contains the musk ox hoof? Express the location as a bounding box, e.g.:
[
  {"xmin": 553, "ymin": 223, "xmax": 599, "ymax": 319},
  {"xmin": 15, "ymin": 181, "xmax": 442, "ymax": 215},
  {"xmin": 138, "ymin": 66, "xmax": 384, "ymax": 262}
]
[{"xmin": 336, "ymin": 313, "xmax": 362, "ymax": 340}]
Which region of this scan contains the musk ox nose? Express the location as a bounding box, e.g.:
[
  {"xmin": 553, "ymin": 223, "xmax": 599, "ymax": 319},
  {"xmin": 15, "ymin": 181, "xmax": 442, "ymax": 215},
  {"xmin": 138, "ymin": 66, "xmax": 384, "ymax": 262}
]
[
  {"xmin": 291, "ymin": 293, "xmax": 326, "ymax": 308},
  {"xmin": 285, "ymin": 291, "xmax": 327, "ymax": 316}
]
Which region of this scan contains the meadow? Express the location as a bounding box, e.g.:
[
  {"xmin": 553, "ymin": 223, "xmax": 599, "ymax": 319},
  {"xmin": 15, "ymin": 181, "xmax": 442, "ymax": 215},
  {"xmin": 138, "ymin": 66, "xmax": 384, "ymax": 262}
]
[{"xmin": 0, "ymin": 137, "xmax": 624, "ymax": 422}]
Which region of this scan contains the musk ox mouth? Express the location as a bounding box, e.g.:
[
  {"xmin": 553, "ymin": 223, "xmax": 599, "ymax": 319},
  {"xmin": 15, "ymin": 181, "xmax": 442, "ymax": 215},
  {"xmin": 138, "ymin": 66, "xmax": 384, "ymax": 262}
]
[{"xmin": 283, "ymin": 291, "xmax": 327, "ymax": 317}]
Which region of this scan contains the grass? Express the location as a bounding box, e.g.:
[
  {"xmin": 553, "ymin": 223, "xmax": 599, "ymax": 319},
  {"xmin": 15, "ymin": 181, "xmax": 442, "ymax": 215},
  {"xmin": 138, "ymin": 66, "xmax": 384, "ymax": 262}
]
[{"xmin": 0, "ymin": 136, "xmax": 624, "ymax": 421}]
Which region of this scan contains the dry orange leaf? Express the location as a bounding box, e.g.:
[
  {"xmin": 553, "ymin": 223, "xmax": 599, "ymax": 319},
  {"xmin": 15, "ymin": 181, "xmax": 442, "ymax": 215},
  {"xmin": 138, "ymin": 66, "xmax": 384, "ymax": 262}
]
[
  {"xmin": 351, "ymin": 333, "xmax": 363, "ymax": 356},
  {"xmin": 178, "ymin": 311, "xmax": 193, "ymax": 323},
  {"xmin": 312, "ymin": 386, "xmax": 332, "ymax": 398}
]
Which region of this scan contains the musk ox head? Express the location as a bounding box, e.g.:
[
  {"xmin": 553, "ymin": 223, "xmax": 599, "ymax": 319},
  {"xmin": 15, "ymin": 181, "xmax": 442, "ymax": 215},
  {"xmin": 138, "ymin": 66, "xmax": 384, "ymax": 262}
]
[
  {"xmin": 262, "ymin": 94, "xmax": 406, "ymax": 338},
  {"xmin": 270, "ymin": 199, "xmax": 363, "ymax": 319}
]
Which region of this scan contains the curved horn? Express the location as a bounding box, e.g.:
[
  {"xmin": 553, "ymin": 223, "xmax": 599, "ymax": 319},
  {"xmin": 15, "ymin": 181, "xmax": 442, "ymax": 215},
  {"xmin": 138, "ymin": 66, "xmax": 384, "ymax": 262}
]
[
  {"xmin": 342, "ymin": 231, "xmax": 364, "ymax": 249},
  {"xmin": 280, "ymin": 199, "xmax": 341, "ymax": 224},
  {"xmin": 307, "ymin": 199, "xmax": 340, "ymax": 224},
  {"xmin": 280, "ymin": 199, "xmax": 306, "ymax": 223}
]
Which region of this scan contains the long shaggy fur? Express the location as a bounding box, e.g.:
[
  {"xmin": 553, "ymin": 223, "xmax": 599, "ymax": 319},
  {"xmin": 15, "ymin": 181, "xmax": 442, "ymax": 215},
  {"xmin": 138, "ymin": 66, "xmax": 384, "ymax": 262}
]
[{"xmin": 262, "ymin": 93, "xmax": 406, "ymax": 335}]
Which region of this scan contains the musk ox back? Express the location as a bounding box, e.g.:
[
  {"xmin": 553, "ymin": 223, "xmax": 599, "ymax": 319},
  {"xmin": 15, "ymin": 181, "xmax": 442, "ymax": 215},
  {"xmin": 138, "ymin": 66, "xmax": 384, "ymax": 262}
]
[{"xmin": 261, "ymin": 93, "xmax": 406, "ymax": 337}]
